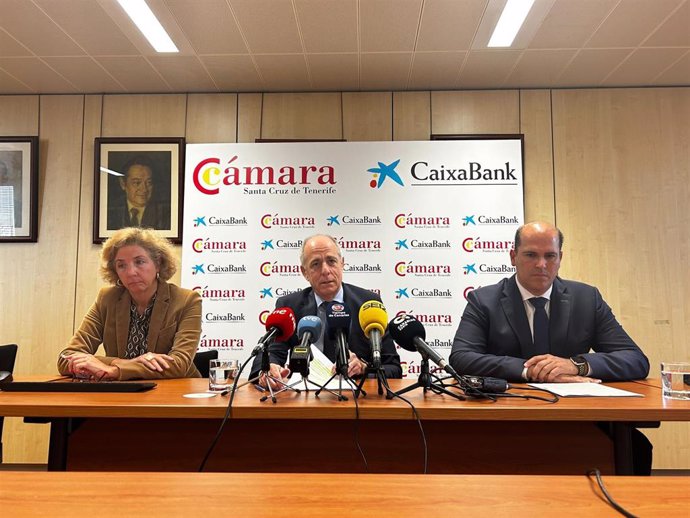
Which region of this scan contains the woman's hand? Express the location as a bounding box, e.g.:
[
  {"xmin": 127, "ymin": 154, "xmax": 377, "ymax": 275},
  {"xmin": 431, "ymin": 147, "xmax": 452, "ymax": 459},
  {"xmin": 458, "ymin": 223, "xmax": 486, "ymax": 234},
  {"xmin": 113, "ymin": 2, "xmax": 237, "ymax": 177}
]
[
  {"xmin": 132, "ymin": 352, "xmax": 175, "ymax": 372},
  {"xmin": 62, "ymin": 352, "xmax": 119, "ymax": 381}
]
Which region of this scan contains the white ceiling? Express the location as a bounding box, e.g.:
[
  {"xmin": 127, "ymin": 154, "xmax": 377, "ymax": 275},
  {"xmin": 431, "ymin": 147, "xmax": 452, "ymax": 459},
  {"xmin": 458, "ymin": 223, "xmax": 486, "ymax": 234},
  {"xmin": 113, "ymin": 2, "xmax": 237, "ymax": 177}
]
[{"xmin": 0, "ymin": 0, "xmax": 688, "ymax": 94}]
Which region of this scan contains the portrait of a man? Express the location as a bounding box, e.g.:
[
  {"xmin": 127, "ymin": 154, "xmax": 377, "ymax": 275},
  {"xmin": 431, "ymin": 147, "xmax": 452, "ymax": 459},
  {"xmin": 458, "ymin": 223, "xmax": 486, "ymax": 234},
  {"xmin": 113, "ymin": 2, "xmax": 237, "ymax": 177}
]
[{"xmin": 106, "ymin": 154, "xmax": 171, "ymax": 231}]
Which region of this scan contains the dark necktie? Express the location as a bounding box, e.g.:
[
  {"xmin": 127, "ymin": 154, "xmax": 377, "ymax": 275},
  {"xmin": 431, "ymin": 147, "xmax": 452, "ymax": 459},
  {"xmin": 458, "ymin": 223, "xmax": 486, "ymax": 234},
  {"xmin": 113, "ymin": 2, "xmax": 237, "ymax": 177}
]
[
  {"xmin": 130, "ymin": 208, "xmax": 140, "ymax": 226},
  {"xmin": 529, "ymin": 297, "xmax": 549, "ymax": 355},
  {"xmin": 319, "ymin": 300, "xmax": 336, "ymax": 362}
]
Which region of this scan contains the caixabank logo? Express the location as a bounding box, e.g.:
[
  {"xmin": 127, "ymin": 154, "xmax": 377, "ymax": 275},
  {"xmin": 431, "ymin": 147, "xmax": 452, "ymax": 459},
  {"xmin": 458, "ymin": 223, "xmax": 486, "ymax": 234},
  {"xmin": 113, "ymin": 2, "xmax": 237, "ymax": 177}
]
[
  {"xmin": 199, "ymin": 335, "xmax": 244, "ymax": 350},
  {"xmin": 260, "ymin": 261, "xmax": 302, "ymax": 277},
  {"xmin": 204, "ymin": 311, "xmax": 246, "ymax": 323},
  {"xmin": 394, "ymin": 213, "xmax": 451, "ymax": 229},
  {"xmin": 394, "ymin": 287, "xmax": 453, "ymax": 299},
  {"xmin": 394, "ymin": 238, "xmax": 451, "ymax": 250},
  {"xmin": 463, "ymin": 263, "xmax": 515, "ymax": 275},
  {"xmin": 366, "ymin": 159, "xmax": 405, "ymax": 189},
  {"xmin": 394, "ymin": 261, "xmax": 451, "ymax": 277},
  {"xmin": 335, "ymin": 237, "xmax": 382, "ymax": 253},
  {"xmin": 191, "ymin": 263, "xmax": 247, "ymax": 275},
  {"xmin": 326, "ymin": 214, "xmax": 382, "ymax": 226},
  {"xmin": 343, "ymin": 262, "xmax": 382, "ymax": 274},
  {"xmin": 192, "ymin": 155, "xmax": 337, "ymax": 195},
  {"xmin": 193, "ymin": 215, "xmax": 248, "ymax": 227},
  {"xmin": 261, "ymin": 213, "xmax": 315, "ymax": 229},
  {"xmin": 193, "ymin": 285, "xmax": 246, "ymax": 302},
  {"xmin": 462, "ymin": 214, "xmax": 519, "ymax": 226},
  {"xmin": 259, "ymin": 286, "xmax": 302, "ymax": 299},
  {"xmin": 260, "ymin": 238, "xmax": 302, "ymax": 251},
  {"xmin": 462, "ymin": 236, "xmax": 513, "ymax": 253},
  {"xmin": 395, "ymin": 310, "xmax": 453, "ymax": 327},
  {"xmin": 192, "ymin": 238, "xmax": 247, "ymax": 254},
  {"xmin": 409, "ymin": 161, "xmax": 518, "ymax": 185}
]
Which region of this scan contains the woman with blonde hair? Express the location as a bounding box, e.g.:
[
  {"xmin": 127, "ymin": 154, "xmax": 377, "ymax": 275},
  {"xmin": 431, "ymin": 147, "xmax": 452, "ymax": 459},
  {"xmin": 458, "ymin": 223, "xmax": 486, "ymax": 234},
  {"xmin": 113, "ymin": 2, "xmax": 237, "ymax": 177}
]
[{"xmin": 58, "ymin": 227, "xmax": 201, "ymax": 380}]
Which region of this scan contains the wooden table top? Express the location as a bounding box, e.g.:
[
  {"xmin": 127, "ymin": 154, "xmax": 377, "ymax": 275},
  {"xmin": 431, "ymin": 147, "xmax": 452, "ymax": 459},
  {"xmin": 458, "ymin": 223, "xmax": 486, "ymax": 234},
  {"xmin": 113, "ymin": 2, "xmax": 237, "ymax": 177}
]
[
  {"xmin": 0, "ymin": 376, "xmax": 687, "ymax": 421},
  {"xmin": 0, "ymin": 471, "xmax": 687, "ymax": 517}
]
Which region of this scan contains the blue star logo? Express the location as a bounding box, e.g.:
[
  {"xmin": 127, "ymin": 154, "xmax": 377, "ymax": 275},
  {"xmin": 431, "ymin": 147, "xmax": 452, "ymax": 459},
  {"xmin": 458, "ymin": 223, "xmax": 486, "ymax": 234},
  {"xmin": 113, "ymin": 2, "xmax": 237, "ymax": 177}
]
[
  {"xmin": 395, "ymin": 239, "xmax": 408, "ymax": 250},
  {"xmin": 327, "ymin": 215, "xmax": 340, "ymax": 226},
  {"xmin": 260, "ymin": 287, "xmax": 273, "ymax": 298},
  {"xmin": 261, "ymin": 239, "xmax": 274, "ymax": 250},
  {"xmin": 395, "ymin": 288, "xmax": 409, "ymax": 299},
  {"xmin": 192, "ymin": 264, "xmax": 205, "ymax": 275},
  {"xmin": 367, "ymin": 159, "xmax": 404, "ymax": 188},
  {"xmin": 463, "ymin": 264, "xmax": 477, "ymax": 275},
  {"xmin": 462, "ymin": 215, "xmax": 476, "ymax": 226},
  {"xmin": 194, "ymin": 216, "xmax": 206, "ymax": 227}
]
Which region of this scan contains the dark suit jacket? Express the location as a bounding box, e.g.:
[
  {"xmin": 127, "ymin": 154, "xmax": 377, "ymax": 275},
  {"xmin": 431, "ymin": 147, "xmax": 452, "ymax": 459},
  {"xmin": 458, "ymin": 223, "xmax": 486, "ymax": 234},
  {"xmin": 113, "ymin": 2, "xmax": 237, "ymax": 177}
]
[
  {"xmin": 250, "ymin": 283, "xmax": 402, "ymax": 380},
  {"xmin": 449, "ymin": 275, "xmax": 649, "ymax": 382},
  {"xmin": 58, "ymin": 281, "xmax": 202, "ymax": 380},
  {"xmin": 107, "ymin": 200, "xmax": 171, "ymax": 231}
]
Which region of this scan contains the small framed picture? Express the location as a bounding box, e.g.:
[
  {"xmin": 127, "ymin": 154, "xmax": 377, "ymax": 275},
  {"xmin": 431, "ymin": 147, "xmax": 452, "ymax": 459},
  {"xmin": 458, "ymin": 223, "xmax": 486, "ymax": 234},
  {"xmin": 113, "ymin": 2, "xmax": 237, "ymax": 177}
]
[
  {"xmin": 0, "ymin": 136, "xmax": 39, "ymax": 243},
  {"xmin": 93, "ymin": 137, "xmax": 185, "ymax": 244}
]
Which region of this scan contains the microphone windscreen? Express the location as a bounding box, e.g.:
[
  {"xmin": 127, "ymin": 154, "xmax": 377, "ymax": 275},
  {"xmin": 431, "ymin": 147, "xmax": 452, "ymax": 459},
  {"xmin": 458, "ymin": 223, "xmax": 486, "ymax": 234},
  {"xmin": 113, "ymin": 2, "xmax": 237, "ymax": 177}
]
[
  {"xmin": 358, "ymin": 300, "xmax": 387, "ymax": 338},
  {"xmin": 388, "ymin": 313, "xmax": 426, "ymax": 352},
  {"xmin": 297, "ymin": 315, "xmax": 322, "ymax": 340},
  {"xmin": 325, "ymin": 302, "xmax": 351, "ymax": 339},
  {"xmin": 265, "ymin": 307, "xmax": 296, "ymax": 341}
]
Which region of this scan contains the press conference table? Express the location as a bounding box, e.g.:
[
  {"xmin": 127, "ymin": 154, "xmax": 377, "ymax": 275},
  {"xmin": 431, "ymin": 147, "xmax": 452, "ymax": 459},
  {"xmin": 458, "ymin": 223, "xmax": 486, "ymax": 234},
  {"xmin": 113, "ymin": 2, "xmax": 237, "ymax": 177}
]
[
  {"xmin": 2, "ymin": 377, "xmax": 688, "ymax": 475},
  {"xmin": 1, "ymin": 472, "xmax": 687, "ymax": 517}
]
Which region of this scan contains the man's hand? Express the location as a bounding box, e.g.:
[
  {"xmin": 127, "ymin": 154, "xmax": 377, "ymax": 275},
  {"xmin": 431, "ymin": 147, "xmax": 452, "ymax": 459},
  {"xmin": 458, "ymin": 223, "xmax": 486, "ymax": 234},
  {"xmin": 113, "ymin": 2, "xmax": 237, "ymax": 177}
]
[
  {"xmin": 525, "ymin": 354, "xmax": 600, "ymax": 383},
  {"xmin": 331, "ymin": 351, "xmax": 367, "ymax": 378},
  {"xmin": 258, "ymin": 362, "xmax": 290, "ymax": 389}
]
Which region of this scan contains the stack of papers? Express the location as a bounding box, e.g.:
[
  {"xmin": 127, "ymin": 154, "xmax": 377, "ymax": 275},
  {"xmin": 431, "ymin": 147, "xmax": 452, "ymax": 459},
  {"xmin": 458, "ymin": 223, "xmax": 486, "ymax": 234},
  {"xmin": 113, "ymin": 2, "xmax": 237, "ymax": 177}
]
[{"xmin": 286, "ymin": 345, "xmax": 358, "ymax": 391}]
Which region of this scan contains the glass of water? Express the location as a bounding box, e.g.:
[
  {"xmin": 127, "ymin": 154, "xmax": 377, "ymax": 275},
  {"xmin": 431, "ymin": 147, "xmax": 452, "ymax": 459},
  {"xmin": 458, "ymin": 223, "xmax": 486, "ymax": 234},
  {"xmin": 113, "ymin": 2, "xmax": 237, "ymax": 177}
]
[
  {"xmin": 208, "ymin": 359, "xmax": 239, "ymax": 392},
  {"xmin": 660, "ymin": 362, "xmax": 690, "ymax": 400}
]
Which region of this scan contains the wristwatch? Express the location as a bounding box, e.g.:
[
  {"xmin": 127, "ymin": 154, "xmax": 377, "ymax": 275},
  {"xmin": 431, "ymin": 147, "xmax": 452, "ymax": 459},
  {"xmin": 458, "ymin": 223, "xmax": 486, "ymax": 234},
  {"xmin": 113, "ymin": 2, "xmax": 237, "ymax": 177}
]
[{"xmin": 570, "ymin": 356, "xmax": 589, "ymax": 376}]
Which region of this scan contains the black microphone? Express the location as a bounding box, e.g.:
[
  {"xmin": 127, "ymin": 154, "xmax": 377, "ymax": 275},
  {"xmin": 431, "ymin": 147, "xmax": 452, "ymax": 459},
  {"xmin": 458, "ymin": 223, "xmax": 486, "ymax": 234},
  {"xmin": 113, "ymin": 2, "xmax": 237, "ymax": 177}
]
[
  {"xmin": 462, "ymin": 375, "xmax": 508, "ymax": 393},
  {"xmin": 289, "ymin": 316, "xmax": 321, "ymax": 376},
  {"xmin": 325, "ymin": 301, "xmax": 351, "ymax": 372},
  {"xmin": 388, "ymin": 313, "xmax": 459, "ymax": 378},
  {"xmin": 251, "ymin": 307, "xmax": 296, "ymax": 356}
]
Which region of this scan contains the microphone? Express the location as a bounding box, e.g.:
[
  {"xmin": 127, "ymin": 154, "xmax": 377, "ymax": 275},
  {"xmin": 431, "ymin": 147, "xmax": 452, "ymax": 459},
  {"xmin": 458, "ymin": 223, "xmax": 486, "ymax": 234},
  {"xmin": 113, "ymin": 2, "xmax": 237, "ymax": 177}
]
[
  {"xmin": 251, "ymin": 307, "xmax": 296, "ymax": 356},
  {"xmin": 388, "ymin": 313, "xmax": 459, "ymax": 378},
  {"xmin": 325, "ymin": 301, "xmax": 351, "ymax": 371},
  {"xmin": 289, "ymin": 316, "xmax": 321, "ymax": 376},
  {"xmin": 359, "ymin": 300, "xmax": 387, "ymax": 369},
  {"xmin": 462, "ymin": 375, "xmax": 509, "ymax": 393}
]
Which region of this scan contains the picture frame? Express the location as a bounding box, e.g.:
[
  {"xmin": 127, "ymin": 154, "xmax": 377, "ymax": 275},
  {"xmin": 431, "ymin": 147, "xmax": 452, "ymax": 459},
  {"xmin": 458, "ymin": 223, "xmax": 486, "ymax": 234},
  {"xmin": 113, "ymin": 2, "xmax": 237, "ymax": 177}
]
[
  {"xmin": 93, "ymin": 137, "xmax": 185, "ymax": 244},
  {"xmin": 0, "ymin": 136, "xmax": 39, "ymax": 243}
]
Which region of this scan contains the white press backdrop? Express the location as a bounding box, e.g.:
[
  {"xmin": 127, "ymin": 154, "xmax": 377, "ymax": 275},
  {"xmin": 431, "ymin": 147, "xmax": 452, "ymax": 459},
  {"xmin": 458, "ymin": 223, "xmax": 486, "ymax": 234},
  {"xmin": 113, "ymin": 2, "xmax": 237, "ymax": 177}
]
[{"xmin": 182, "ymin": 139, "xmax": 524, "ymax": 378}]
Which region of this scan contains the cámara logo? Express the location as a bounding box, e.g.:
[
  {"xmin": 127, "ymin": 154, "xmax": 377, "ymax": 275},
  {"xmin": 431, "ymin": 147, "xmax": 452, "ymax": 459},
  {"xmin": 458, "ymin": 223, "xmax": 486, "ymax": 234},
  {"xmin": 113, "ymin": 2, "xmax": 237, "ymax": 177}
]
[
  {"xmin": 261, "ymin": 213, "xmax": 315, "ymax": 229},
  {"xmin": 192, "ymin": 286, "xmax": 246, "ymax": 301},
  {"xmin": 394, "ymin": 213, "xmax": 451, "ymax": 229},
  {"xmin": 462, "ymin": 237, "xmax": 513, "ymax": 253},
  {"xmin": 394, "ymin": 262, "xmax": 451, "ymax": 277},
  {"xmin": 367, "ymin": 159, "xmax": 404, "ymax": 188},
  {"xmin": 199, "ymin": 335, "xmax": 244, "ymax": 350},
  {"xmin": 193, "ymin": 155, "xmax": 336, "ymax": 195},
  {"xmin": 260, "ymin": 261, "xmax": 302, "ymax": 277},
  {"xmin": 192, "ymin": 238, "xmax": 246, "ymax": 254}
]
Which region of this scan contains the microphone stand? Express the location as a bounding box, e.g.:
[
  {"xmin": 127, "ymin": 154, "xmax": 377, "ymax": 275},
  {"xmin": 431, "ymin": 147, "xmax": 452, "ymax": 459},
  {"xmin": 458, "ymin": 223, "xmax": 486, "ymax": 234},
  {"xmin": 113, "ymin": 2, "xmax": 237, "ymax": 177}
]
[
  {"xmin": 246, "ymin": 342, "xmax": 301, "ymax": 403},
  {"xmin": 354, "ymin": 362, "xmax": 394, "ymax": 399},
  {"xmin": 314, "ymin": 335, "xmax": 359, "ymax": 401},
  {"xmin": 391, "ymin": 355, "xmax": 465, "ymax": 401}
]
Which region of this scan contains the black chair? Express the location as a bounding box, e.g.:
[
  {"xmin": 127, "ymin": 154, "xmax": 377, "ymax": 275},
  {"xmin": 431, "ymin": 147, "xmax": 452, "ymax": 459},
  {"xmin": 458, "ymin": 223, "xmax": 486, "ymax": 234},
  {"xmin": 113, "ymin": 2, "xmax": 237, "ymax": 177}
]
[
  {"xmin": 193, "ymin": 349, "xmax": 218, "ymax": 378},
  {"xmin": 0, "ymin": 344, "xmax": 18, "ymax": 463}
]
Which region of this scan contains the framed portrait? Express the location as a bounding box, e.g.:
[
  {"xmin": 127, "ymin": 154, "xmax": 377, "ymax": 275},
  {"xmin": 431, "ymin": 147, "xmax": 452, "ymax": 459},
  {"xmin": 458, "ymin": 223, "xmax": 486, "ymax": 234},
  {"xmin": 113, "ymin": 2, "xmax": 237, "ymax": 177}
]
[
  {"xmin": 93, "ymin": 137, "xmax": 185, "ymax": 244},
  {"xmin": 0, "ymin": 136, "xmax": 39, "ymax": 243}
]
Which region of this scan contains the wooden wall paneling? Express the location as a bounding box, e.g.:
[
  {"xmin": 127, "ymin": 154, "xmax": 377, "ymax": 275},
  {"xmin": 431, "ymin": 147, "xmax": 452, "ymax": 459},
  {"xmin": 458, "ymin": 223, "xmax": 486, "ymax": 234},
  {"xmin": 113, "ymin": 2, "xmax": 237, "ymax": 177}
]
[
  {"xmin": 0, "ymin": 96, "xmax": 39, "ymax": 135},
  {"xmin": 261, "ymin": 93, "xmax": 342, "ymax": 140},
  {"xmin": 393, "ymin": 91, "xmax": 430, "ymax": 141},
  {"xmin": 237, "ymin": 94, "xmax": 263, "ymax": 143},
  {"xmin": 552, "ymin": 88, "xmax": 690, "ymax": 469},
  {"xmin": 74, "ymin": 95, "xmax": 106, "ymax": 328},
  {"xmin": 342, "ymin": 92, "xmax": 392, "ymax": 141},
  {"xmin": 0, "ymin": 95, "xmax": 39, "ymax": 464},
  {"xmin": 430, "ymin": 90, "xmax": 520, "ymax": 135},
  {"xmin": 101, "ymin": 94, "xmax": 187, "ymax": 137},
  {"xmin": 519, "ymin": 89, "xmax": 555, "ymax": 222},
  {"xmin": 186, "ymin": 94, "xmax": 238, "ymax": 143},
  {"xmin": 4, "ymin": 95, "xmax": 85, "ymax": 463}
]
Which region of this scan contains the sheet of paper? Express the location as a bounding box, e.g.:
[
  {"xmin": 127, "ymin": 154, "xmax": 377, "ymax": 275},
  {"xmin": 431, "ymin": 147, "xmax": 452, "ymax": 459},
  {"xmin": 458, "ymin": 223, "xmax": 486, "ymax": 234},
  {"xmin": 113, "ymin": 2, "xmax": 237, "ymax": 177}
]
[
  {"xmin": 528, "ymin": 382, "xmax": 643, "ymax": 397},
  {"xmin": 286, "ymin": 345, "xmax": 358, "ymax": 391}
]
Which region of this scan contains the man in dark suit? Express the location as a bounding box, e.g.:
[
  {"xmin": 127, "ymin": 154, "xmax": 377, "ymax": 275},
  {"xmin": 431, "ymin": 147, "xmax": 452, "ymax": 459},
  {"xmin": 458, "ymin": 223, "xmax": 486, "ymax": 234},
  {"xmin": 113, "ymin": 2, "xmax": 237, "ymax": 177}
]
[
  {"xmin": 251, "ymin": 234, "xmax": 402, "ymax": 387},
  {"xmin": 107, "ymin": 155, "xmax": 170, "ymax": 231},
  {"xmin": 450, "ymin": 221, "xmax": 649, "ymax": 383}
]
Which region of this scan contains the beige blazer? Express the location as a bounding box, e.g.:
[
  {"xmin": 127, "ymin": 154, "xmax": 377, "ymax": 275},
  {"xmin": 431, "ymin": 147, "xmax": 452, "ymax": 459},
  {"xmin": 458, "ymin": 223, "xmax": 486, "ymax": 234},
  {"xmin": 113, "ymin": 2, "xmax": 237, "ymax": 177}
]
[{"xmin": 58, "ymin": 281, "xmax": 202, "ymax": 380}]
